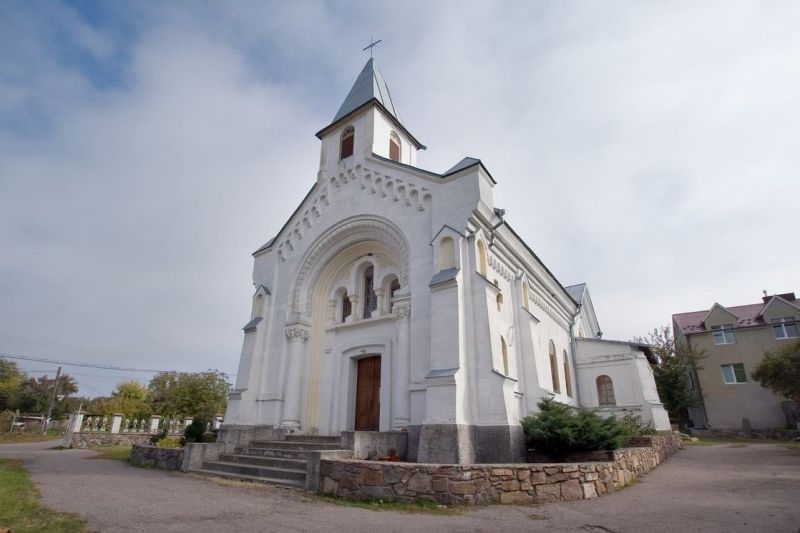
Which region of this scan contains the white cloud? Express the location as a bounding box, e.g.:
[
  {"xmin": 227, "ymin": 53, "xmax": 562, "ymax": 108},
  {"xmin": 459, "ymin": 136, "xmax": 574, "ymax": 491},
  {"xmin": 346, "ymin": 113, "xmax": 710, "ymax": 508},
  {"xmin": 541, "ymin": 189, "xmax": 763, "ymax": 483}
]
[{"xmin": 1, "ymin": 1, "xmax": 798, "ymax": 394}]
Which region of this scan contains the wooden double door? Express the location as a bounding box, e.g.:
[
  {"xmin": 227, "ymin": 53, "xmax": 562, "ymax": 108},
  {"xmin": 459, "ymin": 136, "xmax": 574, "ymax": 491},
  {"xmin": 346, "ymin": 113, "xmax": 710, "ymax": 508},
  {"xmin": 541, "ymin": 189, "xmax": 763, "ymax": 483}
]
[{"xmin": 355, "ymin": 356, "xmax": 381, "ymax": 431}]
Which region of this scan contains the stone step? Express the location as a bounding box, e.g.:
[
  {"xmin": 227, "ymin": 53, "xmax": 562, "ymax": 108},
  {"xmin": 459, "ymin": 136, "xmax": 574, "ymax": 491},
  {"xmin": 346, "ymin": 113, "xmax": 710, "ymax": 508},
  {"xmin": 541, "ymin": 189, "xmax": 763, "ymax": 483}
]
[
  {"xmin": 236, "ymin": 447, "xmax": 310, "ymax": 460},
  {"xmin": 218, "ymin": 453, "xmax": 306, "ymax": 470},
  {"xmin": 284, "ymin": 434, "xmax": 341, "ymax": 445},
  {"xmin": 202, "ymin": 460, "xmax": 306, "ymax": 482},
  {"xmin": 247, "ymin": 440, "xmax": 341, "ymax": 451},
  {"xmin": 191, "ymin": 469, "xmax": 304, "ymax": 490}
]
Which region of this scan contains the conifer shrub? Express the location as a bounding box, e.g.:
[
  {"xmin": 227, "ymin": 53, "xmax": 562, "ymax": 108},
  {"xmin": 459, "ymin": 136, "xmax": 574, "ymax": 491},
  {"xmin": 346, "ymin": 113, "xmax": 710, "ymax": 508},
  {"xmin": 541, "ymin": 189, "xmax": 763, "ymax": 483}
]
[
  {"xmin": 618, "ymin": 413, "xmax": 656, "ymax": 438},
  {"xmin": 521, "ymin": 398, "xmax": 624, "ymax": 460},
  {"xmin": 183, "ymin": 417, "xmax": 208, "ymax": 444}
]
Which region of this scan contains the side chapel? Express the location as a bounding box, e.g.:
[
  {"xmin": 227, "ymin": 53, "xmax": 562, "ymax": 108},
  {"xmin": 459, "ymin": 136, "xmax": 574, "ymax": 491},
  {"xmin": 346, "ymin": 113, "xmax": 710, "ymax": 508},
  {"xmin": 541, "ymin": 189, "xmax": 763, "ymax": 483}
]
[{"xmin": 224, "ymin": 59, "xmax": 670, "ymax": 463}]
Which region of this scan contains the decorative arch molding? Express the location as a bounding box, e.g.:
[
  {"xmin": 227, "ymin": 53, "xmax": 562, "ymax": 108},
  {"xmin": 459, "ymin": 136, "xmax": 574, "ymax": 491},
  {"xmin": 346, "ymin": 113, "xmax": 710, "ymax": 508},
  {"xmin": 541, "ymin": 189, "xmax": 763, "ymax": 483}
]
[{"xmin": 289, "ymin": 215, "xmax": 410, "ymax": 316}]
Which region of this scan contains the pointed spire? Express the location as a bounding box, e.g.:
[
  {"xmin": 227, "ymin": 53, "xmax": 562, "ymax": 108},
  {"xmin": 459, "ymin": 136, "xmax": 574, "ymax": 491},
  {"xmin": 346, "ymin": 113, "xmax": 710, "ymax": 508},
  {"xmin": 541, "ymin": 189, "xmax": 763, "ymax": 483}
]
[{"xmin": 333, "ymin": 58, "xmax": 400, "ymax": 122}]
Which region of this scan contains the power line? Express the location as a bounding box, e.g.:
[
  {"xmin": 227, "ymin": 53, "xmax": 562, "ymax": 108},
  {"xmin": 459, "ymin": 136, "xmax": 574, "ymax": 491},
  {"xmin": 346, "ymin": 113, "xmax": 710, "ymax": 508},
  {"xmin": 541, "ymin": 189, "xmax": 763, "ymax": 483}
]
[
  {"xmin": 1, "ymin": 351, "xmax": 236, "ymax": 378},
  {"xmin": 0, "ymin": 352, "xmax": 170, "ymax": 373}
]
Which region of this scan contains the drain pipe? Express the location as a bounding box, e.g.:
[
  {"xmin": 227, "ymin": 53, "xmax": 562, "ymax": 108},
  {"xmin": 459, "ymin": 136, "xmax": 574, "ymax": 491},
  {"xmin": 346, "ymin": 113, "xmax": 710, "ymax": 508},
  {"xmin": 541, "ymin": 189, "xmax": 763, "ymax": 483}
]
[{"xmin": 488, "ymin": 208, "xmax": 506, "ymax": 248}]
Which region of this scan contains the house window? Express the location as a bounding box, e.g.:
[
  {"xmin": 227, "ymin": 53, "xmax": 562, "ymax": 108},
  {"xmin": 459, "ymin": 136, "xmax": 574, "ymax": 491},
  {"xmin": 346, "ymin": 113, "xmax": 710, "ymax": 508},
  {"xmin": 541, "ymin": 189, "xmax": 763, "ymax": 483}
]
[
  {"xmin": 340, "ymin": 126, "xmax": 354, "ymax": 160},
  {"xmin": 341, "ymin": 293, "xmax": 352, "ymax": 323},
  {"xmin": 363, "ymin": 266, "xmax": 377, "ymax": 319},
  {"xmin": 771, "ymin": 318, "xmax": 799, "ymax": 339},
  {"xmin": 501, "ymin": 336, "xmax": 509, "ymax": 375},
  {"xmin": 563, "ymin": 351, "xmax": 572, "ymax": 398},
  {"xmin": 596, "ymin": 375, "xmax": 616, "ymax": 406},
  {"xmin": 711, "ymin": 324, "xmax": 736, "ymax": 345},
  {"xmin": 476, "ymin": 240, "xmax": 487, "ymax": 277},
  {"xmin": 549, "ymin": 340, "xmax": 560, "ymax": 393},
  {"xmin": 496, "ymin": 293, "xmax": 503, "ymax": 312},
  {"xmin": 389, "ymin": 131, "xmax": 401, "ymax": 162},
  {"xmin": 721, "ymin": 363, "xmax": 747, "ymax": 384}
]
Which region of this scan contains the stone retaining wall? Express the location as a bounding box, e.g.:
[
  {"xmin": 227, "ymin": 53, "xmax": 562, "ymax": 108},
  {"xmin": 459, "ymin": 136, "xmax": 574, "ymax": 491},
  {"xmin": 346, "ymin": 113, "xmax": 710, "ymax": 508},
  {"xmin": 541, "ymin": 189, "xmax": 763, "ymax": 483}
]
[
  {"xmin": 130, "ymin": 444, "xmax": 185, "ymax": 470},
  {"xmin": 71, "ymin": 433, "xmax": 151, "ymax": 449},
  {"xmin": 319, "ymin": 434, "xmax": 682, "ymax": 505}
]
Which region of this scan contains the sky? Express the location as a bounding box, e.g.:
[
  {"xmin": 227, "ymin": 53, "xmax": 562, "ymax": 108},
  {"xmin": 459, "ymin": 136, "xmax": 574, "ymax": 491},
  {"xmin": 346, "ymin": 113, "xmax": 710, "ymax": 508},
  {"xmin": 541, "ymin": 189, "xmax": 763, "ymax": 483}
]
[{"xmin": 1, "ymin": 1, "xmax": 798, "ymax": 398}]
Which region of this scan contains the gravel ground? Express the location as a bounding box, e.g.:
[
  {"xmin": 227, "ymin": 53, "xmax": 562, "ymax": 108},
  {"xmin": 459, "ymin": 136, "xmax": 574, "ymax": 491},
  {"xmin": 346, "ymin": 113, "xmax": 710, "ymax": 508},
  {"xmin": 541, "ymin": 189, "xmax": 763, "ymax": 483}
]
[{"xmin": 1, "ymin": 440, "xmax": 798, "ymax": 533}]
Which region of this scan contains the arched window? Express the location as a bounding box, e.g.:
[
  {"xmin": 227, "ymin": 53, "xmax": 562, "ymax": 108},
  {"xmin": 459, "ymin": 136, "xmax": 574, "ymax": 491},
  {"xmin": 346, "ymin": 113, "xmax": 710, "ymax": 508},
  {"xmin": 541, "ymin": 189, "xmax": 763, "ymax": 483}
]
[
  {"xmin": 363, "ymin": 266, "xmax": 377, "ymax": 319},
  {"xmin": 549, "ymin": 340, "xmax": 560, "ymax": 393},
  {"xmin": 496, "ymin": 293, "xmax": 503, "ymax": 312},
  {"xmin": 596, "ymin": 375, "xmax": 616, "ymax": 406},
  {"xmin": 477, "ymin": 240, "xmax": 487, "ymax": 277},
  {"xmin": 389, "ymin": 131, "xmax": 401, "ymax": 162},
  {"xmin": 389, "ymin": 278, "xmax": 401, "ymax": 313},
  {"xmin": 563, "ymin": 350, "xmax": 573, "ymax": 397},
  {"xmin": 522, "ymin": 282, "xmax": 529, "ymax": 311},
  {"xmin": 437, "ymin": 236, "xmax": 455, "ymax": 271},
  {"xmin": 501, "ymin": 336, "xmax": 509, "ymax": 375},
  {"xmin": 252, "ymin": 294, "xmax": 264, "ymax": 318},
  {"xmin": 340, "ymin": 126, "xmax": 355, "ymax": 160},
  {"xmin": 341, "ymin": 292, "xmax": 352, "ymax": 323}
]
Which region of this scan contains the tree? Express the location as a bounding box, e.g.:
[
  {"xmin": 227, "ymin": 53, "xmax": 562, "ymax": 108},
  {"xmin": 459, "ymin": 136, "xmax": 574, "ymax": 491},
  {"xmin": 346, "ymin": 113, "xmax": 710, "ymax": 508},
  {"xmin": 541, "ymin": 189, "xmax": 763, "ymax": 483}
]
[
  {"xmin": 0, "ymin": 359, "xmax": 25, "ymax": 411},
  {"xmin": 635, "ymin": 326, "xmax": 705, "ymax": 428},
  {"xmin": 107, "ymin": 381, "xmax": 150, "ymax": 419},
  {"xmin": 752, "ymin": 339, "xmax": 800, "ymax": 408},
  {"xmin": 147, "ymin": 370, "xmax": 229, "ymax": 419},
  {"xmin": 14, "ymin": 373, "xmax": 78, "ymax": 418}
]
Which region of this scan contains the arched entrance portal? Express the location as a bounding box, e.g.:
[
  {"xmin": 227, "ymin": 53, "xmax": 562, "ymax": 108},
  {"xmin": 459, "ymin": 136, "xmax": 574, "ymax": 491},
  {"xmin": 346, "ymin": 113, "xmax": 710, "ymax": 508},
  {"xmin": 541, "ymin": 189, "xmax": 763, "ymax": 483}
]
[{"xmin": 289, "ymin": 216, "xmax": 410, "ymax": 434}]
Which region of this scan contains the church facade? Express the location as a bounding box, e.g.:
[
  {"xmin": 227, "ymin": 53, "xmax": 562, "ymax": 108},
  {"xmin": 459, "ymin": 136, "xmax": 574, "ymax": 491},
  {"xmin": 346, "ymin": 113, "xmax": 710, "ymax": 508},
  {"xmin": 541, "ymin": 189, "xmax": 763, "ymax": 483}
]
[{"xmin": 224, "ymin": 59, "xmax": 670, "ymax": 463}]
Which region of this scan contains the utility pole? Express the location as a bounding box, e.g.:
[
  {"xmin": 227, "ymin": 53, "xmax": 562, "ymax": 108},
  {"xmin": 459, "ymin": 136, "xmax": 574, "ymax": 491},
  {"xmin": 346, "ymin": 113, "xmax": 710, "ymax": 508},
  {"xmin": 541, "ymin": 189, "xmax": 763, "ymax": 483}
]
[{"xmin": 42, "ymin": 366, "xmax": 61, "ymax": 435}]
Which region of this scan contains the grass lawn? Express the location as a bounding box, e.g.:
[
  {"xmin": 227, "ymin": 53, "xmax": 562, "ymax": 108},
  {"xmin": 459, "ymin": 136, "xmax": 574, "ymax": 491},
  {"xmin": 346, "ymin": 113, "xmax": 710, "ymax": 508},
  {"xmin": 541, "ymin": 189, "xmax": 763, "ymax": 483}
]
[
  {"xmin": 88, "ymin": 444, "xmax": 132, "ymax": 462},
  {"xmin": 313, "ymin": 494, "xmax": 464, "ymax": 515},
  {"xmin": 0, "ymin": 458, "xmax": 87, "ymax": 533},
  {"xmin": 0, "ymin": 431, "xmax": 62, "ymax": 445}
]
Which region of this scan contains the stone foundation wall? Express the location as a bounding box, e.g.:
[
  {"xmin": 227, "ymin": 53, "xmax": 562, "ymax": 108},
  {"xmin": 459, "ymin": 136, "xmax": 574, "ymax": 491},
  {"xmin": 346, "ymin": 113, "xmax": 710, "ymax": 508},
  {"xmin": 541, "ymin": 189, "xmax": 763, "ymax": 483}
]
[
  {"xmin": 70, "ymin": 433, "xmax": 151, "ymax": 449},
  {"xmin": 130, "ymin": 444, "xmax": 185, "ymax": 470},
  {"xmin": 319, "ymin": 434, "xmax": 682, "ymax": 505}
]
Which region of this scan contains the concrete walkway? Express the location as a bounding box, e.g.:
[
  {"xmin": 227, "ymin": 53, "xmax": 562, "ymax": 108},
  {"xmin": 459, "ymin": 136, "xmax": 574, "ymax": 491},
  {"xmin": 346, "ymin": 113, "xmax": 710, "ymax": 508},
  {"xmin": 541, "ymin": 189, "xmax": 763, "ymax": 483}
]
[{"xmin": 1, "ymin": 440, "xmax": 798, "ymax": 532}]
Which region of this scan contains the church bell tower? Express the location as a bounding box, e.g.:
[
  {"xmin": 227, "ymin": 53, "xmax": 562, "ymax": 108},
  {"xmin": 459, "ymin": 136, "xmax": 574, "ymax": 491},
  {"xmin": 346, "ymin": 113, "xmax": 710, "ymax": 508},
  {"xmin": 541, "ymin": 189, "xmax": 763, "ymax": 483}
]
[{"xmin": 315, "ymin": 59, "xmax": 425, "ymax": 182}]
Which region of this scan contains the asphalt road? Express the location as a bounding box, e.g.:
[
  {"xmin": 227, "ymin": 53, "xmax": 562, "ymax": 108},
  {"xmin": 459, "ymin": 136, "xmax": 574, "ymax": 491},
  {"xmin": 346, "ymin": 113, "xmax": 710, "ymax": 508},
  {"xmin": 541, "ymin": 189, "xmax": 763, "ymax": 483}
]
[{"xmin": 1, "ymin": 440, "xmax": 798, "ymax": 533}]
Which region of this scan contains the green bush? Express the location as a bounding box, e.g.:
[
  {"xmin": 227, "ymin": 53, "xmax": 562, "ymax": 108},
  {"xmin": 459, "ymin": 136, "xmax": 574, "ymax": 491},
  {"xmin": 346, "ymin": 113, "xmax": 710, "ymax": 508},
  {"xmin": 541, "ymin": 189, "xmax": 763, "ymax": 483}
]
[
  {"xmin": 521, "ymin": 398, "xmax": 624, "ymax": 460},
  {"xmin": 618, "ymin": 413, "xmax": 656, "ymax": 438},
  {"xmin": 156, "ymin": 436, "xmax": 182, "ymax": 448},
  {"xmin": 183, "ymin": 417, "xmax": 209, "ymax": 444}
]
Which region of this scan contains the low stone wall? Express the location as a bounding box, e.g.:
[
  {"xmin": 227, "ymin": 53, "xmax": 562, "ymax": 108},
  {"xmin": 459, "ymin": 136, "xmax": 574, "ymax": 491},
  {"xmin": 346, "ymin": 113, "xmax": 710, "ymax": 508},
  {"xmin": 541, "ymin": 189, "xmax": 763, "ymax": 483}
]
[
  {"xmin": 130, "ymin": 444, "xmax": 185, "ymax": 470},
  {"xmin": 319, "ymin": 434, "xmax": 682, "ymax": 505},
  {"xmin": 341, "ymin": 431, "xmax": 407, "ymax": 460},
  {"xmin": 70, "ymin": 433, "xmax": 151, "ymax": 449}
]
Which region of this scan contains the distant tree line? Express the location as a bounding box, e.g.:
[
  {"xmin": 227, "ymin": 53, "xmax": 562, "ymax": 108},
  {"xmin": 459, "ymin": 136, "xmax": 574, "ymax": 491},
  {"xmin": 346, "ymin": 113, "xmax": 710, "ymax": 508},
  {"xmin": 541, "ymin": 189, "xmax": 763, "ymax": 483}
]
[{"xmin": 1, "ymin": 358, "xmax": 230, "ymax": 420}]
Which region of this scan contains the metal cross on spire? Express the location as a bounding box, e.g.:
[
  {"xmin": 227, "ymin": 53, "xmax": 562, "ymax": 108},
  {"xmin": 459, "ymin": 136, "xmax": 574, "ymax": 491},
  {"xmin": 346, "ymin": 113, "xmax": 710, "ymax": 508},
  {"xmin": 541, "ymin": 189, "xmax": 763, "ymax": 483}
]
[{"xmin": 362, "ymin": 36, "xmax": 382, "ymax": 58}]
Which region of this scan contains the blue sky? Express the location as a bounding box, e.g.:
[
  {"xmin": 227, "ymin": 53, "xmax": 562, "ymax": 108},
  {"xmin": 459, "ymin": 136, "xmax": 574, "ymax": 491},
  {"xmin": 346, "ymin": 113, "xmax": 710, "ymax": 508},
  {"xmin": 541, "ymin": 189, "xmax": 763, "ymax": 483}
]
[{"xmin": 2, "ymin": 0, "xmax": 799, "ymax": 398}]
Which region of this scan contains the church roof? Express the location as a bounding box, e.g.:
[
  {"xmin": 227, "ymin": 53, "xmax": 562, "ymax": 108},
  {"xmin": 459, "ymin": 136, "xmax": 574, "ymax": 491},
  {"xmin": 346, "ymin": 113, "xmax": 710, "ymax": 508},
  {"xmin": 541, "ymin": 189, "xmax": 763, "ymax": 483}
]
[
  {"xmin": 333, "ymin": 58, "xmax": 400, "ymax": 123},
  {"xmin": 444, "ymin": 157, "xmax": 481, "ymax": 175},
  {"xmin": 565, "ymin": 283, "xmax": 586, "ymax": 304}
]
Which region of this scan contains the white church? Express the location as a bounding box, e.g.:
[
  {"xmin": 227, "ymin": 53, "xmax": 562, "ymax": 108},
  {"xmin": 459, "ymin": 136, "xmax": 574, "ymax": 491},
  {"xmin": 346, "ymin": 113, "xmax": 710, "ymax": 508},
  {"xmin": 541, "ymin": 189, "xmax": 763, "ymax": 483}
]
[{"xmin": 224, "ymin": 58, "xmax": 670, "ymax": 463}]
